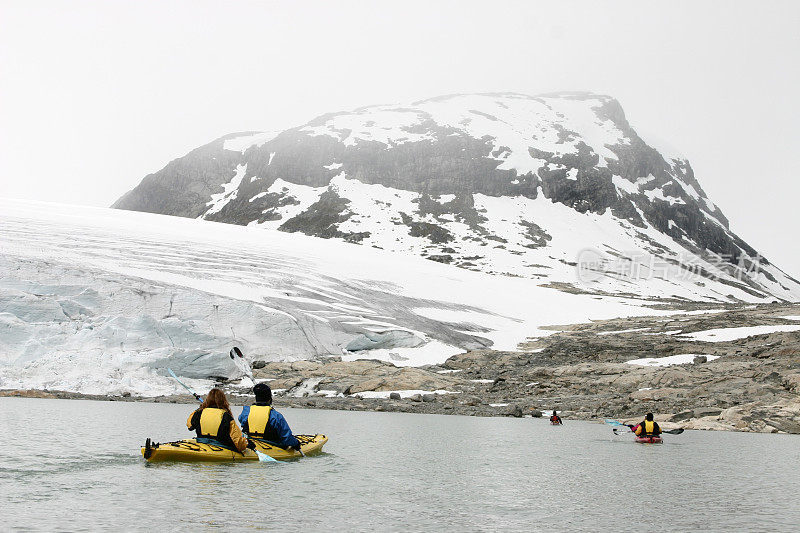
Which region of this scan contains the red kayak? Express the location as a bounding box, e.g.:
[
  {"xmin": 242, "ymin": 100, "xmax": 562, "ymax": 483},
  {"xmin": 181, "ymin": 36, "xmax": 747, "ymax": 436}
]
[{"xmin": 635, "ymin": 436, "xmax": 663, "ymax": 444}]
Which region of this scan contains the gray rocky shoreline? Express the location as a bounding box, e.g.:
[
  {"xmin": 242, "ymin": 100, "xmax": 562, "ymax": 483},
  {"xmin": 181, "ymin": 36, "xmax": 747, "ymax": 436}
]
[{"xmin": 3, "ymin": 303, "xmax": 799, "ymax": 434}]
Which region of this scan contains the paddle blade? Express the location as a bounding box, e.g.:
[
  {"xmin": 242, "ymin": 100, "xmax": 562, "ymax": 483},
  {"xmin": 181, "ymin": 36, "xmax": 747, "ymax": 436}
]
[
  {"xmin": 664, "ymin": 428, "xmax": 684, "ymax": 435},
  {"xmin": 255, "ymin": 450, "xmax": 277, "ymax": 463},
  {"xmin": 604, "ymin": 419, "xmax": 625, "ymax": 426}
]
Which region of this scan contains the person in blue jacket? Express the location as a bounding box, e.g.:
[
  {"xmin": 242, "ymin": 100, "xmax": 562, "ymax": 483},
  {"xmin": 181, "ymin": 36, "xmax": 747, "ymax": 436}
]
[{"xmin": 239, "ymin": 382, "xmax": 301, "ymax": 451}]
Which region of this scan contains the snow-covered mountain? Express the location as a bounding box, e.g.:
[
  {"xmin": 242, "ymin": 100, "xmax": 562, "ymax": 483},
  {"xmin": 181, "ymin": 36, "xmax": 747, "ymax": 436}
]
[
  {"xmin": 114, "ymin": 92, "xmax": 800, "ymax": 303},
  {"xmin": 1, "ymin": 199, "xmax": 675, "ymax": 395}
]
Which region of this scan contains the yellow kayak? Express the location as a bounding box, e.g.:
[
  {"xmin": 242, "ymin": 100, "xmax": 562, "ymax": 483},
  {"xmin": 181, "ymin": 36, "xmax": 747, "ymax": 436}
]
[{"xmin": 141, "ymin": 434, "xmax": 327, "ymax": 462}]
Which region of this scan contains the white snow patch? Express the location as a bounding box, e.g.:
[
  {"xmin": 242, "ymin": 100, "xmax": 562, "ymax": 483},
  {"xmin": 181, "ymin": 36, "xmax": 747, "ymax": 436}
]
[
  {"xmin": 673, "ymin": 177, "xmax": 701, "ymax": 202},
  {"xmin": 223, "ymin": 132, "xmax": 278, "ymax": 153},
  {"xmin": 249, "ymin": 191, "xmax": 268, "ymax": 202},
  {"xmin": 678, "ymin": 325, "xmax": 800, "ymax": 342},
  {"xmin": 341, "ymin": 339, "xmax": 463, "ymax": 367},
  {"xmin": 353, "ymin": 389, "xmax": 459, "ymax": 399},
  {"xmin": 612, "ymin": 175, "xmax": 639, "ymax": 196},
  {"xmin": 315, "ymin": 390, "xmax": 343, "ymax": 398},
  {"xmin": 288, "ymin": 377, "xmax": 323, "ymax": 397},
  {"xmin": 204, "ymin": 164, "xmax": 247, "ymax": 216},
  {"xmin": 636, "ymin": 175, "xmax": 656, "ymax": 187},
  {"xmin": 626, "ymin": 353, "xmax": 719, "ymax": 367},
  {"xmin": 642, "ymin": 330, "xmax": 683, "ymax": 336},
  {"xmin": 301, "ymin": 107, "xmax": 433, "ymax": 147},
  {"xmin": 250, "ymin": 178, "xmax": 327, "ymax": 230},
  {"xmin": 644, "ymin": 187, "xmax": 685, "ymax": 205}
]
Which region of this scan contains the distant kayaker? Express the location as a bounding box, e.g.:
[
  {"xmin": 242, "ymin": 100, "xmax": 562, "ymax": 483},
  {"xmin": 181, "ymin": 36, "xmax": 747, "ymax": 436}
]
[
  {"xmin": 187, "ymin": 388, "xmax": 249, "ymax": 453},
  {"xmin": 632, "ymin": 413, "xmax": 662, "ymax": 438},
  {"xmin": 239, "ymin": 383, "xmax": 301, "ymax": 451},
  {"xmin": 550, "ymin": 410, "xmax": 563, "ymax": 425}
]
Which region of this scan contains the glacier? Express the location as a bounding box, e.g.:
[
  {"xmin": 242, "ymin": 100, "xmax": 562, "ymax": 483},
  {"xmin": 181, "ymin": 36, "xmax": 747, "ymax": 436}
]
[{"xmin": 0, "ymin": 198, "xmax": 683, "ymax": 396}]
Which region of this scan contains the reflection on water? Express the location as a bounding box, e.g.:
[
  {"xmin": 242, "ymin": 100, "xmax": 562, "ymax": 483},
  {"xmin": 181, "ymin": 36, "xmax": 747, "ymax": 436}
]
[{"xmin": 1, "ymin": 397, "xmax": 799, "ymax": 531}]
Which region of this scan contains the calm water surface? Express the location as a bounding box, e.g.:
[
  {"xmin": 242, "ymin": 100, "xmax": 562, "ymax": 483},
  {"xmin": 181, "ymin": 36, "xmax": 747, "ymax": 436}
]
[{"xmin": 2, "ymin": 397, "xmax": 799, "ymax": 532}]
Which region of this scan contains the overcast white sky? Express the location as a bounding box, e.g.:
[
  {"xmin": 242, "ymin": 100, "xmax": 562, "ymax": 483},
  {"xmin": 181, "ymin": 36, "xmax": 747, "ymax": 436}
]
[{"xmin": 1, "ymin": 0, "xmax": 799, "ymax": 276}]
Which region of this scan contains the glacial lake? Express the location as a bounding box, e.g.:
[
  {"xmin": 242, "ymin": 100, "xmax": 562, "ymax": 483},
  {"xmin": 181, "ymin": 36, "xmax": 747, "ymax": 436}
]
[{"xmin": 2, "ymin": 397, "xmax": 799, "ymax": 531}]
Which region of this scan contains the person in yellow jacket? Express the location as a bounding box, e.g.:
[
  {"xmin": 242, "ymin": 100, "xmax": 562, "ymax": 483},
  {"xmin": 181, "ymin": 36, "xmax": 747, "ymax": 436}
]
[
  {"xmin": 187, "ymin": 388, "xmax": 250, "ymax": 453},
  {"xmin": 632, "ymin": 412, "xmax": 662, "ymax": 438}
]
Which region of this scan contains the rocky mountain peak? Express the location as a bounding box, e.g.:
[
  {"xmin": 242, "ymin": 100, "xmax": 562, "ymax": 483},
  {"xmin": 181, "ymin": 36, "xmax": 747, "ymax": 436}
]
[{"xmin": 112, "ymin": 92, "xmax": 800, "ymax": 303}]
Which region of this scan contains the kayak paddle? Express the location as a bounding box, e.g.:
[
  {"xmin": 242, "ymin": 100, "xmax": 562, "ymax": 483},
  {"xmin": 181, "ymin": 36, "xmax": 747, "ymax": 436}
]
[
  {"xmin": 255, "ymin": 450, "xmax": 278, "ymax": 463},
  {"xmin": 167, "ymin": 367, "xmax": 203, "ymax": 403}
]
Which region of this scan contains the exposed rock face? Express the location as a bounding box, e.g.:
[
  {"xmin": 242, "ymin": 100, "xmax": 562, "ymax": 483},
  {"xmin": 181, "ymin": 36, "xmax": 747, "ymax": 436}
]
[
  {"xmin": 253, "ymin": 360, "xmax": 460, "ymax": 396},
  {"xmin": 238, "ymin": 303, "xmax": 800, "ymax": 432},
  {"xmin": 113, "ymin": 92, "xmax": 800, "ymax": 303}
]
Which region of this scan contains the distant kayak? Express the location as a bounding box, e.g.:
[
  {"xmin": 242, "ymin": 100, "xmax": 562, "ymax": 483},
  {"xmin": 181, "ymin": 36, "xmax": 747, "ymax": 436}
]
[
  {"xmin": 141, "ymin": 434, "xmax": 327, "ymax": 462},
  {"xmin": 634, "ymin": 436, "xmax": 663, "ymax": 444}
]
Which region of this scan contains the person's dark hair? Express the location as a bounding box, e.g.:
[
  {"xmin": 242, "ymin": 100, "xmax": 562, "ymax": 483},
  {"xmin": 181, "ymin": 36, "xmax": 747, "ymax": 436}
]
[
  {"xmin": 645, "ymin": 413, "xmax": 654, "ymax": 421},
  {"xmin": 254, "ymin": 382, "xmax": 272, "ymax": 405},
  {"xmin": 552, "ymin": 410, "xmax": 558, "ymax": 416},
  {"xmin": 200, "ymin": 388, "xmax": 233, "ymax": 417}
]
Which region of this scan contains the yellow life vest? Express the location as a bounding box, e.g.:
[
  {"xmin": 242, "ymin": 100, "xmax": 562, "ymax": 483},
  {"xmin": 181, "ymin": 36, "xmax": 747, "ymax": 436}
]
[
  {"xmin": 246, "ymin": 405, "xmax": 272, "ymax": 437},
  {"xmin": 640, "ymin": 420, "xmax": 660, "ymax": 436},
  {"xmin": 199, "ymin": 407, "xmax": 226, "ymax": 438},
  {"xmin": 188, "ymin": 407, "xmax": 237, "ymax": 451}
]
